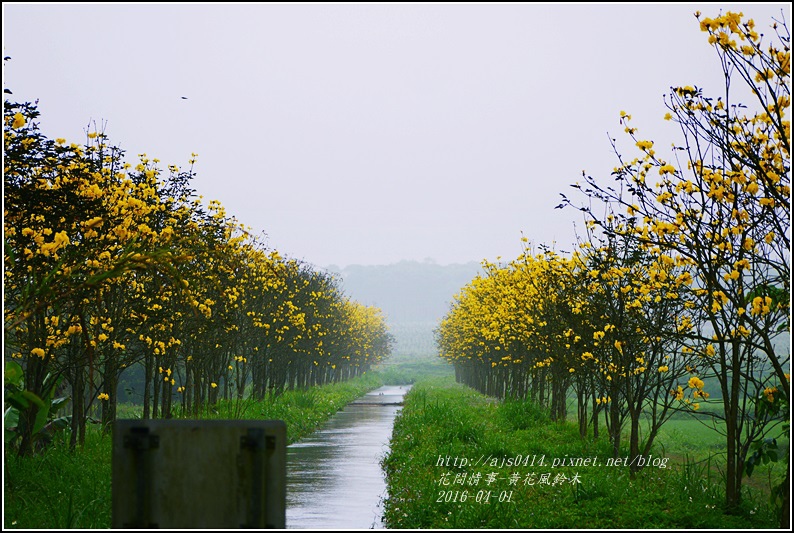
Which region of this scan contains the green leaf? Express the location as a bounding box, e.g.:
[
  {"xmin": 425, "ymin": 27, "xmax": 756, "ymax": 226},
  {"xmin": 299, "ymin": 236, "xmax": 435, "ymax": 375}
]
[
  {"xmin": 49, "ymin": 416, "xmax": 71, "ymax": 431},
  {"xmin": 745, "ymin": 455, "xmax": 756, "ymax": 476},
  {"xmin": 50, "ymin": 396, "xmax": 70, "ymax": 415},
  {"xmin": 42, "ymin": 372, "xmax": 63, "ymax": 400},
  {"xmin": 20, "ymin": 390, "xmax": 45, "ymax": 409},
  {"xmin": 33, "ymin": 398, "xmax": 51, "ymax": 436},
  {"xmin": 5, "ymin": 392, "xmax": 31, "ymax": 411},
  {"xmin": 4, "ymin": 406, "xmax": 19, "ymax": 429},
  {"xmin": 4, "ymin": 428, "xmax": 19, "ymax": 446},
  {"xmin": 4, "ymin": 360, "xmax": 24, "ymax": 387},
  {"xmin": 4, "ymin": 406, "xmax": 20, "ymax": 445}
]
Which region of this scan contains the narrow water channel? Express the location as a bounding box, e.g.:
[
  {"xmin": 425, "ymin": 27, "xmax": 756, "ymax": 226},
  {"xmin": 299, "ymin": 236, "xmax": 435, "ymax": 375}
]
[{"xmin": 286, "ymin": 385, "xmax": 411, "ymax": 529}]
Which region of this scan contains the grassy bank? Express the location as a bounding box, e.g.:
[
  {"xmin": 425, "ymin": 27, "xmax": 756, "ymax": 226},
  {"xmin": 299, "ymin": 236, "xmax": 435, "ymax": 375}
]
[
  {"xmin": 3, "ymin": 372, "xmax": 382, "ymax": 529},
  {"xmin": 381, "ymin": 376, "xmax": 780, "ymax": 529}
]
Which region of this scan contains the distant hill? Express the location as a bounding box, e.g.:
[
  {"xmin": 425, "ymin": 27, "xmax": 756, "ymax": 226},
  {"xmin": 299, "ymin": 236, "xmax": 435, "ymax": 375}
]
[
  {"xmin": 328, "ymin": 260, "xmax": 482, "ymax": 323},
  {"xmin": 326, "ymin": 260, "xmax": 483, "ymax": 357}
]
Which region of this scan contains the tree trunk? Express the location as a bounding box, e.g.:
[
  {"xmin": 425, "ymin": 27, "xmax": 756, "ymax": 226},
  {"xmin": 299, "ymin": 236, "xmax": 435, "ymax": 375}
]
[
  {"xmin": 101, "ymin": 356, "xmax": 118, "ymax": 434},
  {"xmin": 143, "ymin": 352, "xmax": 152, "ymax": 419}
]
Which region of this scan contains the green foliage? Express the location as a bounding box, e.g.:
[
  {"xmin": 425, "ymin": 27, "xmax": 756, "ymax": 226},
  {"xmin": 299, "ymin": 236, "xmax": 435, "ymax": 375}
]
[
  {"xmin": 745, "ymin": 438, "xmax": 779, "ymax": 477},
  {"xmin": 745, "ymin": 386, "xmax": 789, "ymax": 517},
  {"xmin": 382, "ymin": 377, "xmax": 780, "ymax": 529},
  {"xmin": 4, "ymin": 360, "xmax": 70, "ymax": 450}
]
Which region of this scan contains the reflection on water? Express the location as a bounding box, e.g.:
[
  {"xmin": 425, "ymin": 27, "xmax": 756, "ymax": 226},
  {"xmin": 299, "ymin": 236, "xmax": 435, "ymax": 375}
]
[{"xmin": 286, "ymin": 386, "xmax": 410, "ymax": 529}]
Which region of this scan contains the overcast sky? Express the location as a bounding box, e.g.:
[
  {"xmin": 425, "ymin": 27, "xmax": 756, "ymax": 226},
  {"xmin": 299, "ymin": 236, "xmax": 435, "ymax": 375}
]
[{"xmin": 3, "ymin": 3, "xmax": 789, "ymax": 269}]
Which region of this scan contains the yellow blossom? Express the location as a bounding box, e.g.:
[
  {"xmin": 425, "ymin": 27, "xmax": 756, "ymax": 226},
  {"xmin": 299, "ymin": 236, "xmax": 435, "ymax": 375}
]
[
  {"xmin": 688, "ymin": 376, "xmax": 705, "ymax": 390},
  {"xmin": 659, "ymin": 164, "xmax": 676, "ymax": 175},
  {"xmin": 763, "ymin": 386, "xmax": 778, "ymax": 403},
  {"xmin": 12, "ymin": 112, "xmax": 26, "ymax": 129}
]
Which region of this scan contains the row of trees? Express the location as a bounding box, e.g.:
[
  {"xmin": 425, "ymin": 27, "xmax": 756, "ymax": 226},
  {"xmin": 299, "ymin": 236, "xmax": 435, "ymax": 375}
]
[
  {"xmin": 4, "ymin": 99, "xmax": 392, "ymax": 457},
  {"xmin": 437, "ymin": 10, "xmax": 789, "ymax": 520}
]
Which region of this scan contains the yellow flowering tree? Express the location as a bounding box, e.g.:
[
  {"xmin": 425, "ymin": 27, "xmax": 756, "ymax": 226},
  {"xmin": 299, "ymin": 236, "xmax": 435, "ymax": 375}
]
[
  {"xmin": 4, "ymin": 96, "xmax": 394, "ymax": 454},
  {"xmin": 565, "ymin": 11, "xmax": 789, "ymax": 515},
  {"xmin": 437, "ymin": 248, "xmax": 580, "ymax": 415},
  {"xmin": 571, "ymin": 219, "xmax": 700, "ymax": 469},
  {"xmin": 3, "ymin": 100, "xmax": 194, "ymax": 453}
]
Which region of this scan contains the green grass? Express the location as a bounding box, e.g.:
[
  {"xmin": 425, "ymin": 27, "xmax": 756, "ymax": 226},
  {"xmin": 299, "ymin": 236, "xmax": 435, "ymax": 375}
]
[
  {"xmin": 4, "ymin": 430, "xmax": 112, "ymax": 529},
  {"xmin": 207, "ymin": 372, "xmax": 384, "ymax": 442},
  {"xmin": 382, "ymin": 376, "xmax": 782, "ymax": 529},
  {"xmin": 3, "ymin": 373, "xmax": 383, "ymax": 529}
]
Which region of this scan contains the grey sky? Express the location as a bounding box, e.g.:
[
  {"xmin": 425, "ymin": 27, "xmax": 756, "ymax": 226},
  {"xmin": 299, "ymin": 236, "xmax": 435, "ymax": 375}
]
[{"xmin": 3, "ymin": 3, "xmax": 788, "ymax": 268}]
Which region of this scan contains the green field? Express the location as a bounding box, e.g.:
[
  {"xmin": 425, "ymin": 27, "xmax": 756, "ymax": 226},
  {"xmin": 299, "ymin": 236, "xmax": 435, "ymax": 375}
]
[
  {"xmin": 382, "ymin": 376, "xmax": 784, "ymax": 529},
  {"xmin": 374, "ymin": 352, "xmax": 454, "ymax": 385}
]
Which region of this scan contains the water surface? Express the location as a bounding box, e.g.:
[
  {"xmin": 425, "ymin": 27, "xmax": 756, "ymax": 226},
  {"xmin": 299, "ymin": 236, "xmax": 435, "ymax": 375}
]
[{"xmin": 286, "ymin": 385, "xmax": 410, "ymax": 529}]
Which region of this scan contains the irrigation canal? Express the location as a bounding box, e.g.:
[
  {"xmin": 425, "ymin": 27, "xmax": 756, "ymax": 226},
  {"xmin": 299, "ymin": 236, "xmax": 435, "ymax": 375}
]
[{"xmin": 286, "ymin": 385, "xmax": 411, "ymax": 529}]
